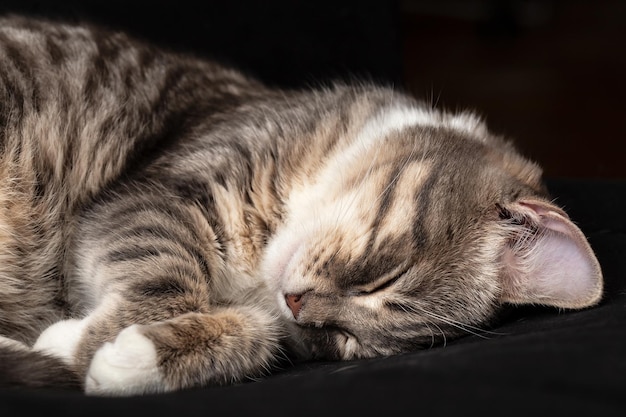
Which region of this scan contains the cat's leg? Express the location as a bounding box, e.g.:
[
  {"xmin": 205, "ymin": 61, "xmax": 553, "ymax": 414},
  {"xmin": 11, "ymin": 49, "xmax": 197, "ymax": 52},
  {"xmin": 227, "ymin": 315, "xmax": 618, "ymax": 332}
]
[
  {"xmin": 84, "ymin": 306, "xmax": 281, "ymax": 396},
  {"xmin": 63, "ymin": 183, "xmax": 281, "ymax": 395},
  {"xmin": 0, "ymin": 334, "xmax": 31, "ymax": 351},
  {"xmin": 0, "ymin": 333, "xmax": 83, "ymax": 389},
  {"xmin": 69, "ymin": 194, "xmax": 282, "ymax": 395}
]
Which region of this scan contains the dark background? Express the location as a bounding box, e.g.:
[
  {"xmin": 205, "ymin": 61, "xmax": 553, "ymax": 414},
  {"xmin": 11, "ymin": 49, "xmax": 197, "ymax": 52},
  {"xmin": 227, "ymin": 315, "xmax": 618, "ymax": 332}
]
[
  {"xmin": 1, "ymin": 0, "xmax": 623, "ymax": 178},
  {"xmin": 401, "ymin": 0, "xmax": 626, "ymax": 179}
]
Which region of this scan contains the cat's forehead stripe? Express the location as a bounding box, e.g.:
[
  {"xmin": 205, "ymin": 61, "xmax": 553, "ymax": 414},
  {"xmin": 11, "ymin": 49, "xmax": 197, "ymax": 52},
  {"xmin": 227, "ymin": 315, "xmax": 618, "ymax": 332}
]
[
  {"xmin": 306, "ymin": 105, "xmax": 438, "ymax": 215},
  {"xmin": 357, "ymin": 105, "xmax": 485, "ymax": 146},
  {"xmin": 376, "ymin": 160, "xmax": 432, "ymax": 246},
  {"xmin": 356, "ymin": 106, "xmax": 438, "ymax": 147}
]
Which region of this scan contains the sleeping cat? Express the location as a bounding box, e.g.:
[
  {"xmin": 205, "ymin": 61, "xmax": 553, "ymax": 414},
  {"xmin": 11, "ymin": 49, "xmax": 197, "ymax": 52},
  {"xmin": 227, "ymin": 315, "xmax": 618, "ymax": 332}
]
[{"xmin": 0, "ymin": 17, "xmax": 603, "ymax": 396}]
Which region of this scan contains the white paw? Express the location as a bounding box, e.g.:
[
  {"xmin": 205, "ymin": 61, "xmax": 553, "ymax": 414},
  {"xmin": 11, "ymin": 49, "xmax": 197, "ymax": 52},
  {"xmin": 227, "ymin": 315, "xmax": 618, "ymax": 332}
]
[
  {"xmin": 85, "ymin": 325, "xmax": 168, "ymax": 396},
  {"xmin": 33, "ymin": 319, "xmax": 89, "ymax": 365}
]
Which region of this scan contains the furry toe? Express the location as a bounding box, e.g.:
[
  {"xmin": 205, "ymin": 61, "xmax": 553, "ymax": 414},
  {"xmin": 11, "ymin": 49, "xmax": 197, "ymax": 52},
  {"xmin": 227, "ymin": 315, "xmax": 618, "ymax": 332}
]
[{"xmin": 85, "ymin": 325, "xmax": 167, "ymax": 396}]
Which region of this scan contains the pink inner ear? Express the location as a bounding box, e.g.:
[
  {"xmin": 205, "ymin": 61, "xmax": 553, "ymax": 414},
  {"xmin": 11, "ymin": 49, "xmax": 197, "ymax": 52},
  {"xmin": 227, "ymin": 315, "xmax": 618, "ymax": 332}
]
[
  {"xmin": 525, "ymin": 230, "xmax": 596, "ymax": 304},
  {"xmin": 501, "ymin": 200, "xmax": 603, "ymax": 309}
]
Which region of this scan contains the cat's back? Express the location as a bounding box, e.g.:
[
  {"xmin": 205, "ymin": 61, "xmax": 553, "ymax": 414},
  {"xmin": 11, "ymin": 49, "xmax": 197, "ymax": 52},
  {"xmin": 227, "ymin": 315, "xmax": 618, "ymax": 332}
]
[
  {"xmin": 0, "ymin": 16, "xmax": 269, "ymax": 196},
  {"xmin": 0, "ymin": 16, "xmax": 269, "ymax": 342}
]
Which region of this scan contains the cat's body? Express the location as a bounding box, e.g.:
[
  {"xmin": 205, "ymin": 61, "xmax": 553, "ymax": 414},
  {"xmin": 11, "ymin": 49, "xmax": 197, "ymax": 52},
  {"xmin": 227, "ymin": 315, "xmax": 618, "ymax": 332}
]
[{"xmin": 0, "ymin": 17, "xmax": 602, "ymax": 395}]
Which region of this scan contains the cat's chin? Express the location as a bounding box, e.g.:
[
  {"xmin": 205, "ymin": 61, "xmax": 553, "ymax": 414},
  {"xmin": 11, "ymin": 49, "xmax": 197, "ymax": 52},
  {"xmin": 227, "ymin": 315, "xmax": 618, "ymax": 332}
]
[{"xmin": 282, "ymin": 323, "xmax": 315, "ymax": 359}]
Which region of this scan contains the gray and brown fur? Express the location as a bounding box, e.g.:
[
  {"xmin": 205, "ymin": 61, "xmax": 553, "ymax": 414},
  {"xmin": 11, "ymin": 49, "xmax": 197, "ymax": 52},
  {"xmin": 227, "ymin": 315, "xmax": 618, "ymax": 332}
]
[{"xmin": 0, "ymin": 17, "xmax": 602, "ymax": 395}]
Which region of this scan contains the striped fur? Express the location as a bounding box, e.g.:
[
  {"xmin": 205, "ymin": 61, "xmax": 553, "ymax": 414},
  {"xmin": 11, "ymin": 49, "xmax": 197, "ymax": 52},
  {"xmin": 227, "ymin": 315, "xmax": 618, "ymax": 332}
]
[{"xmin": 0, "ymin": 17, "xmax": 602, "ymax": 395}]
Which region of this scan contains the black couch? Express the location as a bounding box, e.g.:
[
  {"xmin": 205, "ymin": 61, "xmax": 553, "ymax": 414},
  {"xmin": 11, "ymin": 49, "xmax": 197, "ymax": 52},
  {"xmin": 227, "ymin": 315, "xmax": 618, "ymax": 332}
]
[{"xmin": 1, "ymin": 2, "xmax": 624, "ymax": 415}]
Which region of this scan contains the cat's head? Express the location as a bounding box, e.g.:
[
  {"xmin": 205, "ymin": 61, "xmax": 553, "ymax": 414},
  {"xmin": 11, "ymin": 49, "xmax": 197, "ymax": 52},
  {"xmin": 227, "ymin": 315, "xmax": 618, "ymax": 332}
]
[{"xmin": 261, "ymin": 106, "xmax": 602, "ymax": 360}]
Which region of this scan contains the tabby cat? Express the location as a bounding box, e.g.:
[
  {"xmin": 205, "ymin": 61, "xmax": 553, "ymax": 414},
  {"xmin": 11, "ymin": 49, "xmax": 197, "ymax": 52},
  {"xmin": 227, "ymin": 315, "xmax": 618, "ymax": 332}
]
[{"xmin": 0, "ymin": 17, "xmax": 603, "ymax": 396}]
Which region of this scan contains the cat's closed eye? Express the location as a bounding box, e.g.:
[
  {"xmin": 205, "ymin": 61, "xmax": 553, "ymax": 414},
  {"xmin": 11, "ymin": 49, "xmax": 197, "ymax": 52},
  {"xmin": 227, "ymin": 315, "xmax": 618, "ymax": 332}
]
[{"xmin": 352, "ymin": 267, "xmax": 409, "ymax": 296}]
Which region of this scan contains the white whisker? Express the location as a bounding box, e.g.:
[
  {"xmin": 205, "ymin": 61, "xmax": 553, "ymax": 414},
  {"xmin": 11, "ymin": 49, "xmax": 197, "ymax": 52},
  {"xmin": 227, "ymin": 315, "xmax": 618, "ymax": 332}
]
[
  {"xmin": 423, "ymin": 322, "xmax": 436, "ymax": 349},
  {"xmin": 401, "ymin": 302, "xmax": 504, "ymax": 339},
  {"xmin": 428, "ymin": 320, "xmax": 447, "ymax": 347}
]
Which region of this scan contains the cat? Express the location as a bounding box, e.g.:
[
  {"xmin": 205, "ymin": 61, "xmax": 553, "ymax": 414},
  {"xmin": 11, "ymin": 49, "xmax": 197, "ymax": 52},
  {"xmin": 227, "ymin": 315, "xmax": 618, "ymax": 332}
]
[{"xmin": 0, "ymin": 16, "xmax": 603, "ymax": 396}]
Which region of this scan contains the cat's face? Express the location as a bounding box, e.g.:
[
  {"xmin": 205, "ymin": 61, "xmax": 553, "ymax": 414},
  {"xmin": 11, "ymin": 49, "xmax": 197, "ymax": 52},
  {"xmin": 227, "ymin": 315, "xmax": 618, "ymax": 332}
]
[{"xmin": 262, "ymin": 115, "xmax": 602, "ymax": 360}]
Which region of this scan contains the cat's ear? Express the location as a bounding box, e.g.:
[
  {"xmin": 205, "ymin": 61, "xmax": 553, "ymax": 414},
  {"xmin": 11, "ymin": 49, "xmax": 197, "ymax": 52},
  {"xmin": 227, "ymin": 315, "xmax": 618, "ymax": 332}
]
[{"xmin": 499, "ymin": 199, "xmax": 603, "ymax": 309}]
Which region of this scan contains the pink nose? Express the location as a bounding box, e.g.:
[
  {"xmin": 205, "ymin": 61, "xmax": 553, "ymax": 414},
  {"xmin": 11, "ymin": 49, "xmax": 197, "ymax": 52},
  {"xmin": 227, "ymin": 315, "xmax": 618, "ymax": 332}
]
[{"xmin": 285, "ymin": 294, "xmax": 303, "ymax": 319}]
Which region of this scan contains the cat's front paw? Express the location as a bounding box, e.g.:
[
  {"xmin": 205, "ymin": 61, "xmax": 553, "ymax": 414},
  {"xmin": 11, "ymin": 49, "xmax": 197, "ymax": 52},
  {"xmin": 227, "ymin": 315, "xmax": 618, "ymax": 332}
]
[
  {"xmin": 85, "ymin": 325, "xmax": 168, "ymax": 396},
  {"xmin": 33, "ymin": 318, "xmax": 88, "ymax": 364}
]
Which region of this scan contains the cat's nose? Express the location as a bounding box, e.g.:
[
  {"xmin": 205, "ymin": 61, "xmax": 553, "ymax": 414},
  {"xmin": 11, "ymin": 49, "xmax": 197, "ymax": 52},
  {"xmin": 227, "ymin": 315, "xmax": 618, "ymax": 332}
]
[{"xmin": 285, "ymin": 293, "xmax": 304, "ymax": 319}]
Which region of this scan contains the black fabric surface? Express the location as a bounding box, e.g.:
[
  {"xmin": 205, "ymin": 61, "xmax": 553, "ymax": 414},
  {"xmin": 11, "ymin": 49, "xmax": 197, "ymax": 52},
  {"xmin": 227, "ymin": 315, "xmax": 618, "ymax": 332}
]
[{"xmin": 1, "ymin": 179, "xmax": 625, "ymax": 416}]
